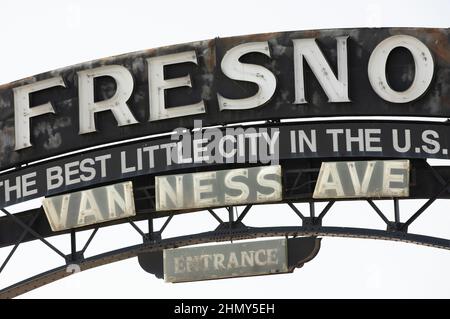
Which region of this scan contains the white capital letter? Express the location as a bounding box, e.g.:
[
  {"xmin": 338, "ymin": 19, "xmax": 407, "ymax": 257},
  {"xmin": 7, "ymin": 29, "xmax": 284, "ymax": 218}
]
[
  {"xmin": 368, "ymin": 35, "xmax": 434, "ymax": 103},
  {"xmin": 13, "ymin": 77, "xmax": 66, "ymax": 150},
  {"xmin": 78, "ymin": 65, "xmax": 138, "ymax": 134},
  {"xmin": 148, "ymin": 51, "xmax": 205, "ymax": 121},
  {"xmin": 218, "ymin": 42, "xmax": 276, "ymax": 110},
  {"xmin": 293, "ymin": 36, "xmax": 349, "ymax": 104}
]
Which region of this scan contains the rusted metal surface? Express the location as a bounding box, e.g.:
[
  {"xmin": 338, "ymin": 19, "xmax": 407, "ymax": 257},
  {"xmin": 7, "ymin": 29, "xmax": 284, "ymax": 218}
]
[{"xmin": 0, "ymin": 28, "xmax": 448, "ymax": 171}]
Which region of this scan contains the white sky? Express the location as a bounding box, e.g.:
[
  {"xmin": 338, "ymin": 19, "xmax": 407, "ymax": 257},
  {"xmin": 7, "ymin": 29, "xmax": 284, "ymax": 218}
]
[{"xmin": 0, "ymin": 0, "xmax": 449, "ymax": 298}]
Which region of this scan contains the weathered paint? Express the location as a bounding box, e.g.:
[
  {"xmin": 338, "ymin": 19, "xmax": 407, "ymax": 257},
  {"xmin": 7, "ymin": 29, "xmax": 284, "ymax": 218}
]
[
  {"xmin": 42, "ymin": 181, "xmax": 135, "ymax": 231},
  {"xmin": 0, "ymin": 28, "xmax": 448, "ymax": 171},
  {"xmin": 155, "ymin": 165, "xmax": 282, "ymax": 211},
  {"xmin": 313, "ymin": 160, "xmax": 410, "ymax": 199},
  {"xmin": 163, "ymin": 238, "xmax": 288, "ymax": 282}
]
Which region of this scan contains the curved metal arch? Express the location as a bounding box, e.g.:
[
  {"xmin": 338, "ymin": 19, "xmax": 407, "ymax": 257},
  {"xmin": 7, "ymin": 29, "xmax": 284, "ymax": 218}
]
[{"xmin": 1, "ymin": 224, "xmax": 450, "ymax": 299}]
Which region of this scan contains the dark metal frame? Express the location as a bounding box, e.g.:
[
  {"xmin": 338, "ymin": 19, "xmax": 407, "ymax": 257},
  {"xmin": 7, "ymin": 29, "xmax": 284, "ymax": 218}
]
[{"xmin": 1, "ymin": 158, "xmax": 450, "ymax": 298}]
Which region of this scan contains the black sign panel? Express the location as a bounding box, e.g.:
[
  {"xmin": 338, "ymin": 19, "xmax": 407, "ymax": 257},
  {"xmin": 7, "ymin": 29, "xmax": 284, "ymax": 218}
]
[
  {"xmin": 0, "ymin": 120, "xmax": 450, "ymax": 208},
  {"xmin": 0, "ymin": 28, "xmax": 449, "ymax": 170}
]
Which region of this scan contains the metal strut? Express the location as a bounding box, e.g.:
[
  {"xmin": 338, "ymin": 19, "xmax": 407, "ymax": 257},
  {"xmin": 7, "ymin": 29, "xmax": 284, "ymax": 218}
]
[{"xmin": 0, "ymin": 209, "xmax": 66, "ymax": 259}]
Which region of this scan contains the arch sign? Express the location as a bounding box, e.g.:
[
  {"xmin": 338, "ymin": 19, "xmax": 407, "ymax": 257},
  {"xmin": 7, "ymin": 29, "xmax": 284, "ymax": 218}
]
[{"xmin": 1, "ymin": 28, "xmax": 450, "ymax": 295}]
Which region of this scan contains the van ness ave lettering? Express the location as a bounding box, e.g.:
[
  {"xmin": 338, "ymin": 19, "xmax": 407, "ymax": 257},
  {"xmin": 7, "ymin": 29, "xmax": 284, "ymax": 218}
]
[{"xmin": 156, "ymin": 165, "xmax": 282, "ymax": 211}]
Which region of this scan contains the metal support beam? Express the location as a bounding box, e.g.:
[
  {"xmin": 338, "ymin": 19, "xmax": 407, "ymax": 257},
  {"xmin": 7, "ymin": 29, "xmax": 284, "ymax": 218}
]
[
  {"xmin": 228, "ymin": 207, "xmax": 233, "ymax": 223},
  {"xmin": 402, "ymin": 197, "xmax": 438, "ymax": 229},
  {"xmin": 402, "ymin": 180, "xmax": 450, "ymax": 229},
  {"xmin": 287, "ymin": 202, "xmax": 306, "ymax": 221},
  {"xmin": 0, "ymin": 212, "xmax": 40, "ymax": 274},
  {"xmin": 236, "ymin": 205, "xmax": 252, "ymax": 223},
  {"xmin": 429, "ymin": 165, "xmax": 447, "ymax": 186},
  {"xmin": 0, "ymin": 209, "xmax": 66, "ymax": 259},
  {"xmin": 228, "ymin": 207, "xmax": 234, "ymax": 242},
  {"xmin": 159, "ymin": 215, "xmax": 173, "ymax": 234},
  {"xmin": 309, "ymin": 202, "xmax": 315, "ymax": 222},
  {"xmin": 317, "ymin": 201, "xmax": 334, "ymax": 221},
  {"xmin": 394, "ymin": 199, "xmax": 400, "ymax": 223},
  {"xmin": 81, "ymin": 228, "xmax": 99, "ymax": 254},
  {"xmin": 148, "ymin": 218, "xmax": 153, "ymax": 234},
  {"xmin": 367, "ymin": 200, "xmax": 390, "ymax": 225},
  {"xmin": 147, "ymin": 218, "xmax": 155, "ymax": 241},
  {"xmin": 128, "ymin": 220, "xmax": 148, "ymax": 240},
  {"xmin": 208, "ymin": 209, "xmax": 224, "ymax": 224},
  {"xmin": 70, "ymin": 230, "xmax": 76, "ymax": 261}
]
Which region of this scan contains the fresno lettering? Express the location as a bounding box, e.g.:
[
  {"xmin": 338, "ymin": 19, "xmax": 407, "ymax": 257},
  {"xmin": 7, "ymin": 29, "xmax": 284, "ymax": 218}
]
[{"xmin": 12, "ymin": 34, "xmax": 433, "ymax": 151}]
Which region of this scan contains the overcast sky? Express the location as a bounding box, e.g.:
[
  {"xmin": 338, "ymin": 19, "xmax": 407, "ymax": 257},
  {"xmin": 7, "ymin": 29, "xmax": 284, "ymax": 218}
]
[{"xmin": 0, "ymin": 0, "xmax": 450, "ymax": 298}]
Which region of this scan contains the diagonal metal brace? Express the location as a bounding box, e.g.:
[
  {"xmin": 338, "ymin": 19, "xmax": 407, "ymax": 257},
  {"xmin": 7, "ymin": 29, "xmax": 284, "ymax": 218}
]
[
  {"xmin": 317, "ymin": 201, "xmax": 335, "ymax": 222},
  {"xmin": 287, "ymin": 202, "xmax": 306, "ymax": 221},
  {"xmin": 159, "ymin": 215, "xmax": 173, "ymax": 234},
  {"xmin": 402, "ymin": 179, "xmax": 450, "ymax": 230},
  {"xmin": 367, "ymin": 200, "xmax": 390, "ymax": 225},
  {"xmin": 81, "ymin": 228, "xmax": 99, "ymax": 255},
  {"xmin": 0, "ymin": 212, "xmax": 40, "ymax": 274},
  {"xmin": 208, "ymin": 209, "xmax": 224, "ymax": 224},
  {"xmin": 236, "ymin": 205, "xmax": 252, "ymax": 223},
  {"xmin": 128, "ymin": 220, "xmax": 148, "ymax": 240},
  {"xmin": 0, "ymin": 209, "xmax": 66, "ymax": 259}
]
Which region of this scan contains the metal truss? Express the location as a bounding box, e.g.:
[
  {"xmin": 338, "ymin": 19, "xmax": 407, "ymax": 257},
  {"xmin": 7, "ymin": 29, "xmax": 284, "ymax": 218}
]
[{"xmin": 1, "ymin": 158, "xmax": 450, "ymax": 298}]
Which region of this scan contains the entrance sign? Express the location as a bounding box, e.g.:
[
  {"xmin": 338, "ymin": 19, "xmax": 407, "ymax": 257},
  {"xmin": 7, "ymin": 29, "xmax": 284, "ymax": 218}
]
[
  {"xmin": 163, "ymin": 238, "xmax": 288, "ymax": 283},
  {"xmin": 155, "ymin": 165, "xmax": 282, "ymax": 211},
  {"xmin": 42, "ymin": 181, "xmax": 135, "ymax": 231},
  {"xmin": 313, "ymin": 160, "xmax": 410, "ymax": 199}
]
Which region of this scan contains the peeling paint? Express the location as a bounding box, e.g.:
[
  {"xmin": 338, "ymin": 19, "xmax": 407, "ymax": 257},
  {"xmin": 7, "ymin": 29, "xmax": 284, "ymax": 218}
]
[{"xmin": 0, "ymin": 28, "xmax": 448, "ymax": 171}]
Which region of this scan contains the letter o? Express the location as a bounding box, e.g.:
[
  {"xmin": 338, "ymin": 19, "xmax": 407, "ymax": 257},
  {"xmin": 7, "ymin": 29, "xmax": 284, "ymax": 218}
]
[{"xmin": 368, "ymin": 35, "xmax": 434, "ymax": 103}]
